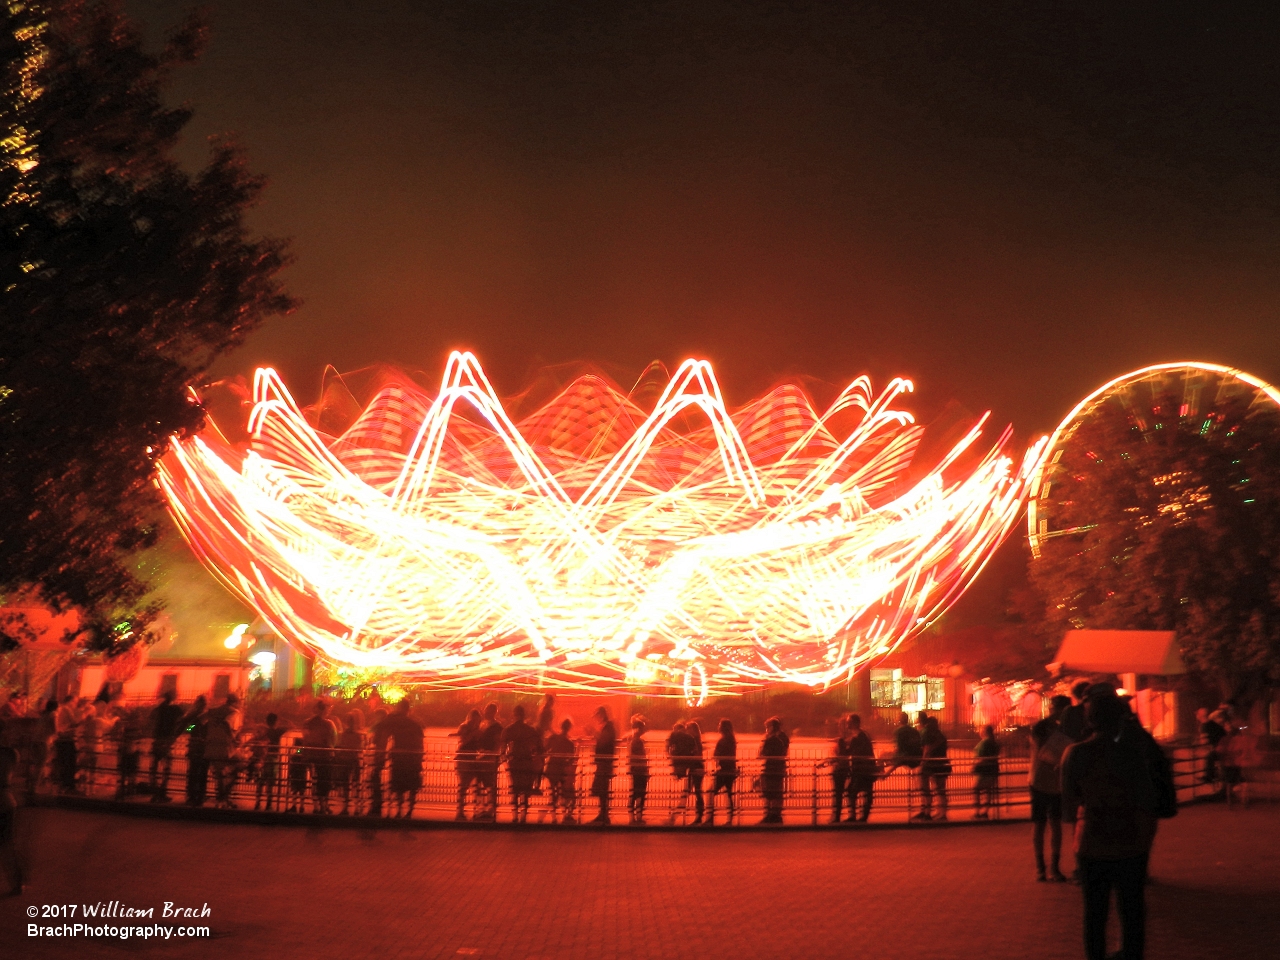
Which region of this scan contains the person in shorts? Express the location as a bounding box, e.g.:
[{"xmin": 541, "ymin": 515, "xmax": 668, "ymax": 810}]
[
  {"xmin": 1029, "ymin": 709, "xmax": 1072, "ymax": 881},
  {"xmin": 476, "ymin": 702, "xmax": 503, "ymax": 822},
  {"xmin": 913, "ymin": 714, "xmax": 951, "ymax": 822},
  {"xmin": 684, "ymin": 720, "xmax": 706, "ymax": 825},
  {"xmin": 665, "ymin": 721, "xmax": 694, "ymax": 823},
  {"xmin": 758, "ymin": 717, "xmax": 789, "ymax": 824},
  {"xmin": 385, "ymin": 700, "xmax": 425, "ymax": 818},
  {"xmin": 544, "ymin": 718, "xmax": 578, "ymax": 824},
  {"xmin": 829, "ymin": 715, "xmax": 852, "ymax": 823},
  {"xmin": 708, "ymin": 718, "xmax": 737, "ymax": 825},
  {"xmin": 334, "ymin": 711, "xmax": 364, "ymax": 815},
  {"xmin": 846, "ymin": 713, "xmax": 877, "ymax": 823},
  {"xmin": 589, "ymin": 706, "xmax": 616, "ymax": 825},
  {"xmin": 628, "ymin": 715, "xmax": 650, "ymax": 825},
  {"xmin": 972, "ymin": 724, "xmax": 1000, "ymax": 819},
  {"xmin": 501, "ymin": 704, "xmax": 542, "ymax": 823},
  {"xmin": 254, "ymin": 713, "xmax": 286, "ymax": 812},
  {"xmin": 453, "ymin": 709, "xmax": 483, "ymax": 821}
]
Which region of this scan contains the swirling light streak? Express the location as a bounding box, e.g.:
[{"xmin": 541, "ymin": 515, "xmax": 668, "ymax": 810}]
[{"xmin": 157, "ymin": 352, "xmax": 1048, "ymax": 697}]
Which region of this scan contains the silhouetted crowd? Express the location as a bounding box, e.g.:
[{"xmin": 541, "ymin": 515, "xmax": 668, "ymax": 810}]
[{"xmin": 451, "ymin": 700, "xmax": 791, "ymax": 826}]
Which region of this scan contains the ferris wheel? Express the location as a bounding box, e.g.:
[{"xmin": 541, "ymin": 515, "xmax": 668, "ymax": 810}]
[{"xmin": 1027, "ymin": 361, "xmax": 1280, "ymax": 558}]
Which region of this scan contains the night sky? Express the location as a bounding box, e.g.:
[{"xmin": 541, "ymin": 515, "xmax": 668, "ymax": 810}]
[{"xmin": 128, "ymin": 1, "xmax": 1279, "ymax": 441}]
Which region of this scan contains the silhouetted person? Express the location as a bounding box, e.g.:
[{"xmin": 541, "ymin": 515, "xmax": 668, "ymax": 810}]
[
  {"xmin": 476, "ymin": 702, "xmax": 503, "ymax": 822},
  {"xmin": 847, "ymin": 713, "xmax": 876, "ymax": 823},
  {"xmin": 385, "ymin": 700, "xmax": 425, "ymax": 818},
  {"xmin": 301, "ymin": 700, "xmax": 337, "ymax": 814},
  {"xmin": 502, "ymin": 704, "xmax": 542, "ymax": 823},
  {"xmin": 28, "ymin": 700, "xmax": 56, "ymax": 797},
  {"xmin": 53, "ymin": 695, "xmax": 79, "ymax": 794},
  {"xmin": 884, "ymin": 710, "xmax": 922, "ymax": 775},
  {"xmin": 80, "ymin": 698, "xmax": 116, "ymax": 796},
  {"xmin": 286, "ymin": 735, "xmax": 309, "ymax": 813},
  {"xmin": 708, "ymin": 718, "xmax": 737, "ymax": 825},
  {"xmin": 1059, "ymin": 680, "xmax": 1092, "ymax": 742},
  {"xmin": 1217, "ymin": 716, "xmax": 1246, "ymax": 803},
  {"xmin": 0, "ymin": 720, "xmax": 23, "ymax": 895},
  {"xmin": 335, "ymin": 711, "xmax": 364, "ymax": 815},
  {"xmin": 685, "ymin": 720, "xmax": 706, "ymax": 825},
  {"xmin": 454, "ymin": 709, "xmax": 483, "ymax": 821},
  {"xmin": 148, "ymin": 691, "xmax": 183, "ymax": 802},
  {"xmin": 1196, "ymin": 707, "xmax": 1227, "ymax": 786},
  {"xmin": 534, "ymin": 692, "xmax": 556, "ymax": 794},
  {"xmin": 182, "ymin": 695, "xmax": 209, "ymax": 806},
  {"xmin": 368, "ymin": 708, "xmax": 389, "ymax": 817},
  {"xmin": 544, "ymin": 717, "xmax": 577, "ymax": 823},
  {"xmin": 1030, "ymin": 713, "xmax": 1072, "ymax": 881},
  {"xmin": 666, "ymin": 721, "xmax": 693, "ymax": 823},
  {"xmin": 590, "ymin": 706, "xmax": 616, "ymax": 825},
  {"xmin": 80, "ymin": 699, "xmax": 115, "ymax": 795},
  {"xmin": 206, "ymin": 693, "xmax": 242, "ymax": 809},
  {"xmin": 114, "ymin": 707, "xmax": 143, "ymax": 800},
  {"xmin": 829, "ymin": 716, "xmax": 853, "ymax": 823},
  {"xmin": 759, "ymin": 716, "xmax": 789, "ymax": 824},
  {"xmin": 913, "ymin": 714, "xmax": 951, "ymax": 821},
  {"xmin": 1062, "ymin": 687, "xmax": 1158, "ymax": 960},
  {"xmin": 628, "ymin": 715, "xmax": 650, "ymax": 825},
  {"xmin": 254, "ymin": 713, "xmax": 286, "ymax": 811},
  {"xmin": 972, "ymin": 724, "xmax": 1000, "ymax": 819}
]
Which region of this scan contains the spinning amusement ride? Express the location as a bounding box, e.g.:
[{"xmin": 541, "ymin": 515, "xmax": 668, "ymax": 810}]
[{"xmin": 158, "ymin": 353, "xmax": 1050, "ymax": 699}]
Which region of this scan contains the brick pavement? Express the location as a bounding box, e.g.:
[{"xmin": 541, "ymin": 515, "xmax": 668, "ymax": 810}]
[{"xmin": 3, "ymin": 804, "xmax": 1277, "ymax": 959}]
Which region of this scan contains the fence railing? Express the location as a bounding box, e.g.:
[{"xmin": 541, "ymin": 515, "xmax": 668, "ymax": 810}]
[{"xmin": 18, "ymin": 733, "xmax": 1225, "ymax": 825}]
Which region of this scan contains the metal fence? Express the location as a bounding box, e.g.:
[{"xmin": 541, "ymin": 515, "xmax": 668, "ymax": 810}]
[{"xmin": 20, "ymin": 733, "xmax": 1226, "ymax": 826}]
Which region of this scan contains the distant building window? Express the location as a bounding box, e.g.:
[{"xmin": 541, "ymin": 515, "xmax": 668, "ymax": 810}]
[
  {"xmin": 159, "ymin": 674, "xmax": 179, "ymax": 699},
  {"xmin": 212, "ymin": 674, "xmax": 231, "ymax": 701},
  {"xmin": 870, "ymin": 668, "xmax": 945, "ymax": 711}
]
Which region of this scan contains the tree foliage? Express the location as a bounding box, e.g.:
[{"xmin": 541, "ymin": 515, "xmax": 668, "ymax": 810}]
[
  {"xmin": 0, "ymin": 1, "xmax": 295, "ymax": 652},
  {"xmin": 1029, "ymin": 385, "xmax": 1280, "ymax": 701}
]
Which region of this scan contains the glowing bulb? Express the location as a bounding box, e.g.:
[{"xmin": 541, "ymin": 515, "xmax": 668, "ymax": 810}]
[{"xmin": 223, "ymin": 622, "xmax": 249, "ymax": 650}]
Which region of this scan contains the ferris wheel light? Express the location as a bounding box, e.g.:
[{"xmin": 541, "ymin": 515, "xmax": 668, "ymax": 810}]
[
  {"xmin": 158, "ymin": 352, "xmax": 1047, "ymax": 696},
  {"xmin": 1028, "ymin": 361, "xmax": 1280, "ymax": 558}
]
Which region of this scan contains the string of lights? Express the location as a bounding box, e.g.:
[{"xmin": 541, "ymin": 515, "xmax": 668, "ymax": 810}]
[{"xmin": 157, "ymin": 353, "xmax": 1048, "ymax": 700}]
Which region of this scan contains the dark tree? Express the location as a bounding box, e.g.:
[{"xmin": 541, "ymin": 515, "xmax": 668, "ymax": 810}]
[
  {"xmin": 1028, "ymin": 386, "xmax": 1280, "ymax": 702},
  {"xmin": 0, "ymin": 1, "xmax": 295, "ymax": 652}
]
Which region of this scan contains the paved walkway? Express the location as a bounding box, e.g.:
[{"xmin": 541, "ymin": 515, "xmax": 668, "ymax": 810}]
[{"xmin": 4, "ymin": 803, "xmax": 1277, "ymax": 959}]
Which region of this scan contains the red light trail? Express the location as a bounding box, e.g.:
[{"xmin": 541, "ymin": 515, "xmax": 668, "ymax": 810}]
[{"xmin": 158, "ymin": 353, "xmax": 1047, "ymax": 699}]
